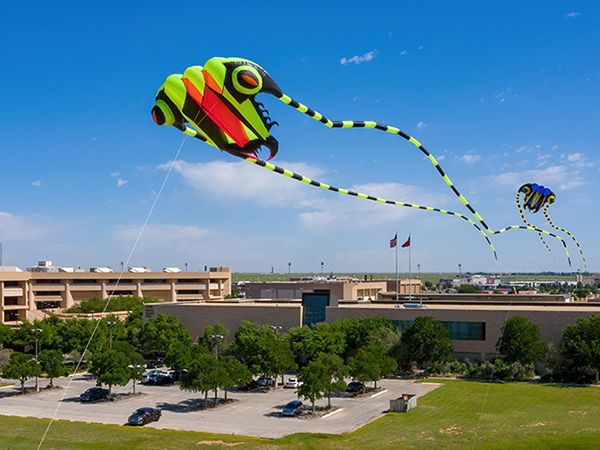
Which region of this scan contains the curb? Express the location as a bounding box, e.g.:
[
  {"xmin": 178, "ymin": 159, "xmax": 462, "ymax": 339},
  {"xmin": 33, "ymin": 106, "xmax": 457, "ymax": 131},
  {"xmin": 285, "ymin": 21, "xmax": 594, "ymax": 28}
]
[
  {"xmin": 322, "ymin": 407, "xmax": 344, "ymax": 419},
  {"xmin": 368, "ymin": 389, "xmax": 388, "ymax": 399}
]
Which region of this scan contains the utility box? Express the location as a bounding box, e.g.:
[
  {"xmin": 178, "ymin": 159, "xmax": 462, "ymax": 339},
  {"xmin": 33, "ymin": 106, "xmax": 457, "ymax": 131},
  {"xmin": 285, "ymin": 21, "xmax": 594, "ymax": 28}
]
[{"xmin": 390, "ymin": 393, "xmax": 417, "ymax": 412}]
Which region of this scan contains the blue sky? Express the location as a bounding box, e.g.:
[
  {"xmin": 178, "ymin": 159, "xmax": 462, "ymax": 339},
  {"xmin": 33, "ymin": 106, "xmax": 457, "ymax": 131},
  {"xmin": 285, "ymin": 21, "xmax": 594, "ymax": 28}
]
[{"xmin": 1, "ymin": 1, "xmax": 598, "ymax": 273}]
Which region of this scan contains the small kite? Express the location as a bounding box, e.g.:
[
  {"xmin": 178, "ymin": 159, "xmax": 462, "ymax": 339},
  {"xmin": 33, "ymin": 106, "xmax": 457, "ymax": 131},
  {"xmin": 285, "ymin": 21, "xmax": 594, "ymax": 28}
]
[
  {"xmin": 152, "ymin": 56, "xmax": 578, "ymax": 265},
  {"xmin": 518, "ymin": 183, "xmax": 586, "ymax": 269}
]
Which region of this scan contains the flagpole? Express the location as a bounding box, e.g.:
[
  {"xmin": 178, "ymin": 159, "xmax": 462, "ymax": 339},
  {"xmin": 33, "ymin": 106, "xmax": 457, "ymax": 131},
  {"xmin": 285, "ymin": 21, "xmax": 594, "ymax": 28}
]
[
  {"xmin": 395, "ymin": 231, "xmax": 399, "ymax": 305},
  {"xmin": 408, "ymin": 234, "xmax": 412, "ymax": 302}
]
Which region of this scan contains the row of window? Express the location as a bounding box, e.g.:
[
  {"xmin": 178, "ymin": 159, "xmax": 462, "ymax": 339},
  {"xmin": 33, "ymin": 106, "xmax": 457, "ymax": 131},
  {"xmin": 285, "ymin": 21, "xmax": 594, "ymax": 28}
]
[{"xmin": 392, "ymin": 320, "xmax": 486, "ymax": 341}]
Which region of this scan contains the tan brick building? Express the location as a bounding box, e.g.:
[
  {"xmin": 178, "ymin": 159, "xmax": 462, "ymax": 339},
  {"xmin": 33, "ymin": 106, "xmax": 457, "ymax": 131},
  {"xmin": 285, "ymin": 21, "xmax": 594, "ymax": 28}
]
[{"xmin": 0, "ymin": 265, "xmax": 231, "ymax": 325}]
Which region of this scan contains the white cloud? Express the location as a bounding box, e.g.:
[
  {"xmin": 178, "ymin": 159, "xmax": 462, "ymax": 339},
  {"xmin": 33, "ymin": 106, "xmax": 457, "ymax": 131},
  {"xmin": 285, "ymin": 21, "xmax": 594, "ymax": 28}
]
[
  {"xmin": 492, "ymin": 165, "xmax": 583, "ymax": 191},
  {"xmin": 567, "ymin": 152, "xmax": 584, "ymax": 162},
  {"xmin": 114, "ymin": 224, "xmax": 211, "ymax": 243},
  {"xmin": 161, "ymin": 159, "xmax": 325, "ymax": 207},
  {"xmin": 340, "ymin": 50, "xmax": 377, "ymax": 66},
  {"xmin": 298, "ymin": 182, "xmax": 448, "ymax": 231},
  {"xmin": 461, "ymin": 153, "xmax": 481, "ymax": 164},
  {"xmin": 564, "ymin": 12, "xmax": 580, "ymax": 19},
  {"xmin": 110, "ymin": 171, "xmax": 120, "ymax": 177},
  {"xmin": 416, "ymin": 121, "xmax": 427, "ymax": 131},
  {"xmin": 116, "ymin": 178, "xmax": 128, "ymax": 188},
  {"xmin": 31, "ymin": 180, "xmax": 42, "ymax": 187},
  {"xmin": 0, "ymin": 211, "xmax": 50, "ymax": 240},
  {"xmin": 400, "ymin": 50, "xmax": 407, "ymax": 56}
]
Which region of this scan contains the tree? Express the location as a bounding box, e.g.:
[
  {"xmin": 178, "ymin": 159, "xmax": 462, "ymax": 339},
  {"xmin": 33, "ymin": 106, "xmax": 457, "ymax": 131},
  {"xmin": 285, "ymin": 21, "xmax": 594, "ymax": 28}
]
[
  {"xmin": 331, "ymin": 317, "xmax": 394, "ymax": 359},
  {"xmin": 53, "ymin": 318, "xmax": 95, "ymax": 354},
  {"xmin": 180, "ymin": 349, "xmax": 221, "ymax": 406},
  {"xmin": 497, "ymin": 316, "xmax": 548, "ymax": 364},
  {"xmin": 232, "ymin": 322, "xmax": 296, "ymax": 383},
  {"xmin": 397, "ymin": 317, "xmax": 453, "ymax": 369},
  {"xmin": 0, "ymin": 323, "xmax": 14, "ymax": 348},
  {"xmin": 349, "ymin": 343, "xmax": 396, "ymax": 390},
  {"xmin": 298, "ymin": 359, "xmax": 329, "ymax": 413},
  {"xmin": 315, "ymin": 353, "xmax": 347, "ymax": 408},
  {"xmin": 90, "ymin": 349, "xmax": 130, "ymax": 395},
  {"xmin": 39, "ymin": 350, "xmax": 67, "ymax": 388},
  {"xmin": 11, "ymin": 320, "xmax": 55, "ymax": 352},
  {"xmin": 2, "ymin": 352, "xmax": 41, "ymax": 393},
  {"xmin": 141, "ymin": 314, "xmax": 192, "ymax": 357},
  {"xmin": 287, "ymin": 323, "xmax": 345, "ymax": 366},
  {"xmin": 112, "ymin": 341, "xmax": 145, "ymax": 394},
  {"xmin": 560, "ymin": 315, "xmax": 600, "ymax": 383},
  {"xmin": 220, "ymin": 356, "xmax": 251, "ymax": 400},
  {"xmin": 458, "ymin": 284, "xmax": 480, "ymax": 294}
]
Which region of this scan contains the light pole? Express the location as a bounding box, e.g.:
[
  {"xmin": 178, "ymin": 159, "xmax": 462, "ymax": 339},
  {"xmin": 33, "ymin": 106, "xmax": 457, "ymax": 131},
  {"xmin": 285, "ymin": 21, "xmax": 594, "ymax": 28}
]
[
  {"xmin": 120, "ymin": 261, "xmax": 124, "ymax": 272},
  {"xmin": 269, "ymin": 325, "xmax": 282, "ymax": 333},
  {"xmin": 288, "ymin": 262, "xmax": 291, "ymax": 276},
  {"xmin": 106, "ymin": 320, "xmax": 117, "ymax": 349},
  {"xmin": 209, "ymin": 334, "xmax": 224, "ymax": 358},
  {"xmin": 320, "ymin": 261, "xmax": 324, "ymax": 275},
  {"xmin": 185, "ymin": 262, "xmax": 188, "ymax": 272},
  {"xmin": 33, "ymin": 328, "xmax": 43, "ymax": 392}
]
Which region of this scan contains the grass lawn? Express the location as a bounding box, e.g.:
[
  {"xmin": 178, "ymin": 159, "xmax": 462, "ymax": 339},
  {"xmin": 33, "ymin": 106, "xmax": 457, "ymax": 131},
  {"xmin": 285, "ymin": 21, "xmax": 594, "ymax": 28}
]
[{"xmin": 1, "ymin": 380, "xmax": 598, "ymax": 449}]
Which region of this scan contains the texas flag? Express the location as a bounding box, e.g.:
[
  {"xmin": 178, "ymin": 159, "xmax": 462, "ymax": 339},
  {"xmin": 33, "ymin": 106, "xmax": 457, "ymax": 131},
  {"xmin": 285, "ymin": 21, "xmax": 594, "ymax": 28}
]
[{"xmin": 401, "ymin": 235, "xmax": 411, "ymax": 248}]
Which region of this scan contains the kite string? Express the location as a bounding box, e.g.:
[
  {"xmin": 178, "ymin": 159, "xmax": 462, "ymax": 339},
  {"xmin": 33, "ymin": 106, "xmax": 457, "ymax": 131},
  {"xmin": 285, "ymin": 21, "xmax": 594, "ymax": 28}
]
[{"xmin": 35, "ymin": 134, "xmax": 189, "ymax": 450}]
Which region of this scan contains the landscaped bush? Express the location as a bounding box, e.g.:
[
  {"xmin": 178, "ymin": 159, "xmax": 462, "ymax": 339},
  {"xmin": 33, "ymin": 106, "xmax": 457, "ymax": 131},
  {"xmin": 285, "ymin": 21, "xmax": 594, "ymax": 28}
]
[
  {"xmin": 65, "ymin": 296, "xmax": 161, "ymax": 313},
  {"xmin": 463, "ymin": 359, "xmax": 534, "ymax": 381}
]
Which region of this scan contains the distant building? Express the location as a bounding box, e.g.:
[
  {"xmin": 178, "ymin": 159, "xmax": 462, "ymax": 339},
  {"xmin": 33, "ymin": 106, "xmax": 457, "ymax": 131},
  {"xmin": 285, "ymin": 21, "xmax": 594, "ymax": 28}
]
[{"xmin": 0, "ymin": 264, "xmax": 231, "ymax": 325}]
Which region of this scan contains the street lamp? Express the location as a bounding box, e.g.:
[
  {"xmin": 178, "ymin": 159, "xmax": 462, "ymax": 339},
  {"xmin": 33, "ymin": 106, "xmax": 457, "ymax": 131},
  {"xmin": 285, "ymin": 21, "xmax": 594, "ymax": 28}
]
[
  {"xmin": 288, "ymin": 262, "xmax": 291, "ymax": 276},
  {"xmin": 32, "ymin": 328, "xmax": 43, "ymax": 392},
  {"xmin": 269, "ymin": 325, "xmax": 282, "ymax": 333},
  {"xmin": 185, "ymin": 262, "xmax": 188, "ymax": 272},
  {"xmin": 320, "ymin": 261, "xmax": 324, "ymax": 275},
  {"xmin": 106, "ymin": 320, "xmax": 117, "ymax": 349},
  {"xmin": 209, "ymin": 334, "xmax": 224, "ymax": 358}
]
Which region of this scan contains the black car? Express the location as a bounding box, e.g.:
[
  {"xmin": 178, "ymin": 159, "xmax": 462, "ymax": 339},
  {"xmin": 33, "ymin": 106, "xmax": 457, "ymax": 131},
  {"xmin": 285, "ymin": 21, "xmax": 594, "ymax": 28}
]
[
  {"xmin": 142, "ymin": 372, "xmax": 174, "ymax": 385},
  {"xmin": 127, "ymin": 407, "xmax": 161, "ymax": 426},
  {"xmin": 79, "ymin": 387, "xmax": 109, "ymax": 402},
  {"xmin": 346, "ymin": 381, "xmax": 366, "ymax": 393},
  {"xmin": 281, "ymin": 400, "xmax": 303, "ymax": 417}
]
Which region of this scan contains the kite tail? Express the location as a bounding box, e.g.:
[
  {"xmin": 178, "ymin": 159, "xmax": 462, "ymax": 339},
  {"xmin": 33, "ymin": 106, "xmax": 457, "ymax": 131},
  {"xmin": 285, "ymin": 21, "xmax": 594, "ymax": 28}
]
[
  {"xmin": 515, "ymin": 193, "xmax": 554, "ymax": 256},
  {"xmin": 543, "ymin": 204, "xmax": 587, "ymax": 271},
  {"xmin": 277, "ymin": 93, "xmax": 572, "ymax": 267},
  {"xmin": 491, "ymin": 224, "xmax": 571, "ymax": 267},
  {"xmin": 240, "ymin": 155, "xmax": 498, "ymax": 260},
  {"xmin": 277, "ymin": 93, "xmax": 494, "ymax": 231}
]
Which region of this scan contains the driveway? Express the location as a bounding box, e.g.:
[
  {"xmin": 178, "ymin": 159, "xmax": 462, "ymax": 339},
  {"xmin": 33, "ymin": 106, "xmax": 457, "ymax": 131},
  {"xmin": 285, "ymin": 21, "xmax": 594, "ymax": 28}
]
[{"xmin": 0, "ymin": 375, "xmax": 439, "ymax": 438}]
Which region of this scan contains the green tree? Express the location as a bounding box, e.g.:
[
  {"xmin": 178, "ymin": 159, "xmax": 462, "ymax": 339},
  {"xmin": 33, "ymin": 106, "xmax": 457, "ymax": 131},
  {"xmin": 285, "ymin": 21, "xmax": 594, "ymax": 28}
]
[
  {"xmin": 2, "ymin": 352, "xmax": 41, "ymax": 393},
  {"xmin": 497, "ymin": 316, "xmax": 548, "ymax": 364},
  {"xmin": 38, "ymin": 350, "xmax": 67, "ymax": 388},
  {"xmin": 458, "ymin": 284, "xmax": 480, "ymax": 294},
  {"xmin": 220, "ymin": 355, "xmax": 251, "ymax": 400},
  {"xmin": 0, "ymin": 323, "xmax": 14, "ymax": 348},
  {"xmin": 315, "ymin": 353, "xmax": 347, "ymax": 408},
  {"xmin": 180, "ymin": 349, "xmax": 221, "ymax": 406},
  {"xmin": 112, "ymin": 341, "xmax": 145, "ymax": 394},
  {"xmin": 141, "ymin": 314, "xmax": 192, "ymax": 357},
  {"xmin": 349, "ymin": 343, "xmax": 397, "ymax": 390},
  {"xmin": 12, "ymin": 320, "xmax": 55, "ymax": 352},
  {"xmin": 287, "ymin": 323, "xmax": 346, "ymax": 366},
  {"xmin": 331, "ymin": 317, "xmax": 394, "ymax": 359},
  {"xmin": 165, "ymin": 340, "xmax": 194, "ymax": 371},
  {"xmin": 560, "ymin": 315, "xmax": 600, "ymax": 383},
  {"xmin": 232, "ymin": 322, "xmax": 296, "ymax": 383},
  {"xmin": 53, "ymin": 318, "xmax": 95, "ymax": 354},
  {"xmin": 90, "ymin": 349, "xmax": 130, "ymax": 395},
  {"xmin": 298, "ymin": 359, "xmax": 329, "ymax": 413},
  {"xmin": 397, "ymin": 317, "xmax": 453, "ymax": 369}
]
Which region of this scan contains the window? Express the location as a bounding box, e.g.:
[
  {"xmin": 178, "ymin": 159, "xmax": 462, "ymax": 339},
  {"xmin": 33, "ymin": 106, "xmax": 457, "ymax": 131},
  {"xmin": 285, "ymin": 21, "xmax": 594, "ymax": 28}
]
[
  {"xmin": 302, "ymin": 292, "xmax": 330, "ymax": 326},
  {"xmin": 392, "ymin": 320, "xmax": 486, "ymax": 341},
  {"xmin": 4, "ymin": 310, "xmax": 20, "ymax": 322},
  {"xmin": 3, "ymin": 297, "xmax": 20, "ymax": 306}
]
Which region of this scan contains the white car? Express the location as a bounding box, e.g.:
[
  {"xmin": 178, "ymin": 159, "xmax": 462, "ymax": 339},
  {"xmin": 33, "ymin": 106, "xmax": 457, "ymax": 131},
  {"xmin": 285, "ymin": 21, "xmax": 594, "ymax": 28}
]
[{"xmin": 284, "ymin": 377, "xmax": 302, "ymax": 389}]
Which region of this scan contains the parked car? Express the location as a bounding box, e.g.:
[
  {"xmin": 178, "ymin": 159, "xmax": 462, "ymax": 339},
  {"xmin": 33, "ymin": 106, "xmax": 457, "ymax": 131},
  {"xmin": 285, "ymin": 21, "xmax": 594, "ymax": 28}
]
[
  {"xmin": 127, "ymin": 407, "xmax": 161, "ymax": 426},
  {"xmin": 257, "ymin": 376, "xmax": 276, "ymax": 388},
  {"xmin": 79, "ymin": 387, "xmax": 109, "ymax": 402},
  {"xmin": 284, "ymin": 377, "xmax": 302, "ymax": 389},
  {"xmin": 346, "ymin": 381, "xmax": 366, "ymax": 393},
  {"xmin": 237, "ymin": 379, "xmax": 259, "ymax": 391},
  {"xmin": 281, "ymin": 400, "xmax": 303, "ymax": 417},
  {"xmin": 145, "ymin": 358, "xmax": 164, "ymax": 369},
  {"xmin": 142, "ymin": 372, "xmax": 174, "ymax": 385}
]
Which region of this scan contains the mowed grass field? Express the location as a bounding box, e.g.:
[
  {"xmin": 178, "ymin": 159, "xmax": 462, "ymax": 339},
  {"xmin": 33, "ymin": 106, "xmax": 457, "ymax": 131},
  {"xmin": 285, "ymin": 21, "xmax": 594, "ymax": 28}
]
[{"xmin": 2, "ymin": 380, "xmax": 599, "ymax": 449}]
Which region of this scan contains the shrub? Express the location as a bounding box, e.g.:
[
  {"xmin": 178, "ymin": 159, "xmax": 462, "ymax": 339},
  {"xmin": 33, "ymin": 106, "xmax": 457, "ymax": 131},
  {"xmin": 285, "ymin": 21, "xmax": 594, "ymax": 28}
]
[{"xmin": 65, "ymin": 296, "xmax": 161, "ymax": 313}]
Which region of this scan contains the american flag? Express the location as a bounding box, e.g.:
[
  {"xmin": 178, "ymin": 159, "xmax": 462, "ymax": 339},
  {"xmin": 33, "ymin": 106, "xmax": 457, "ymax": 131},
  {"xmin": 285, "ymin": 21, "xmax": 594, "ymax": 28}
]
[{"xmin": 390, "ymin": 233, "xmax": 397, "ymax": 248}]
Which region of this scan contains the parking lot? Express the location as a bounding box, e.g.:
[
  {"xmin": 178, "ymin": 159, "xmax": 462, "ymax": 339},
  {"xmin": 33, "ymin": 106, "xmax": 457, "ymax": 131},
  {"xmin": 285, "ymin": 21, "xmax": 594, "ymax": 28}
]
[{"xmin": 0, "ymin": 375, "xmax": 439, "ymax": 438}]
